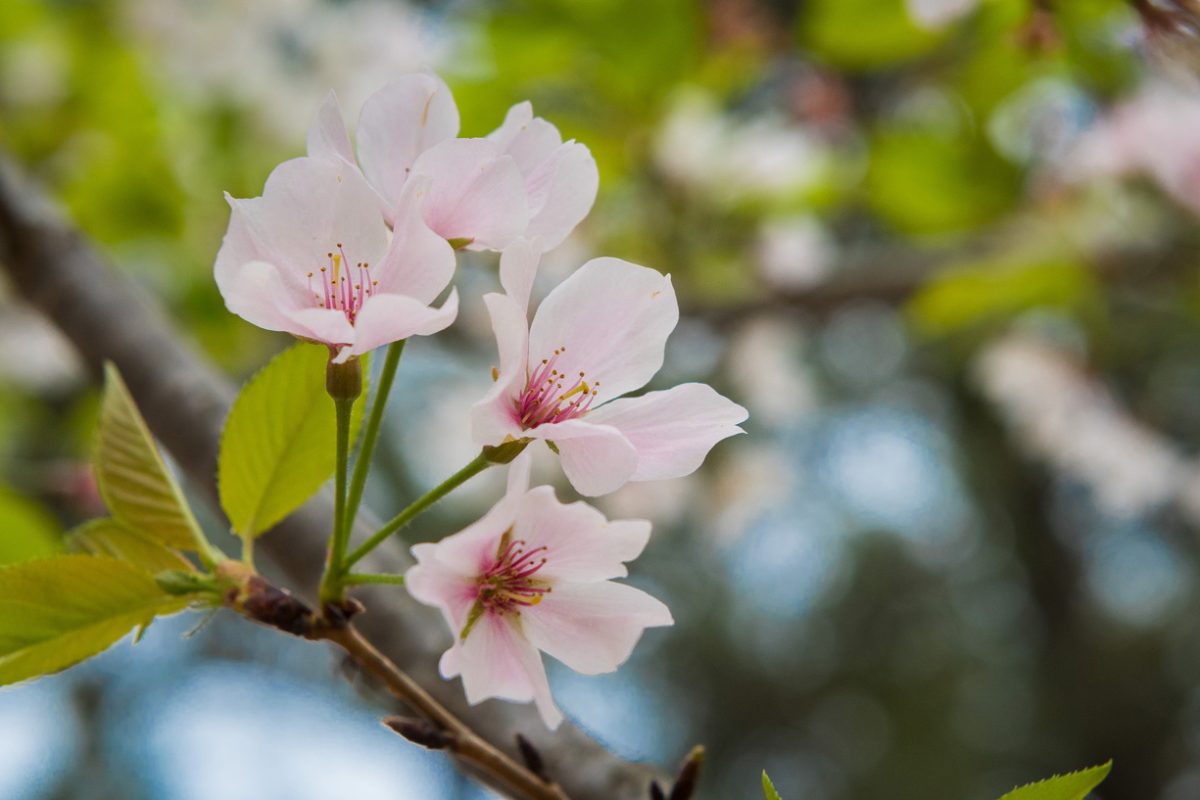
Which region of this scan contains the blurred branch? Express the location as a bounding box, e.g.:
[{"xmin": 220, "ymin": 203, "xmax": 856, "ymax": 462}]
[{"xmin": 0, "ymin": 153, "xmax": 663, "ymax": 800}]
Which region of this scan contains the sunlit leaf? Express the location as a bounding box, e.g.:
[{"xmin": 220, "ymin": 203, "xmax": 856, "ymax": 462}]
[
  {"xmin": 96, "ymin": 364, "xmax": 207, "ymax": 553},
  {"xmin": 763, "ymin": 770, "xmax": 783, "ymax": 800},
  {"xmin": 0, "ymin": 554, "xmax": 192, "ymax": 686},
  {"xmin": 66, "ymin": 518, "xmax": 193, "ymax": 575},
  {"xmin": 218, "ymin": 343, "xmax": 366, "ymax": 540},
  {"xmin": 998, "ymin": 761, "xmax": 1113, "ymax": 800},
  {"xmin": 0, "ymin": 485, "xmax": 60, "ymax": 566},
  {"xmin": 797, "ymin": 0, "xmax": 945, "ymax": 71}
]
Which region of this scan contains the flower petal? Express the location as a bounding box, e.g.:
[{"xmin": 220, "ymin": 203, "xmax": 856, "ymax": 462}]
[
  {"xmin": 527, "ymin": 258, "xmax": 678, "ymax": 404},
  {"xmin": 405, "ymin": 543, "xmax": 477, "ymax": 632},
  {"xmin": 371, "ymin": 176, "xmax": 456, "ymax": 304},
  {"xmin": 523, "ymin": 142, "xmax": 598, "ymax": 251},
  {"xmin": 306, "ymin": 90, "xmax": 356, "ymax": 166},
  {"xmin": 587, "ymin": 383, "xmax": 748, "ymax": 481},
  {"xmin": 411, "ymin": 138, "xmax": 529, "ymax": 250},
  {"xmin": 340, "ymin": 288, "xmax": 459, "ymax": 360},
  {"xmin": 356, "ymin": 73, "xmax": 459, "ymax": 217},
  {"xmin": 528, "ymin": 419, "xmax": 637, "ymax": 497},
  {"xmin": 470, "ymin": 293, "xmax": 529, "ymax": 446},
  {"xmin": 498, "ymin": 236, "xmax": 542, "ymax": 314},
  {"xmin": 219, "ymin": 259, "xmax": 355, "ymax": 347},
  {"xmin": 522, "ymin": 581, "xmax": 672, "ymax": 676},
  {"xmin": 514, "ymin": 486, "xmax": 651, "ymax": 581}
]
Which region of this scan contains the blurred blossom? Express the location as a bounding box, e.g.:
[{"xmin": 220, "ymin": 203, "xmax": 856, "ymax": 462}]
[
  {"xmin": 976, "ymin": 332, "xmax": 1189, "ymax": 517},
  {"xmin": 0, "ymin": 304, "xmax": 83, "ymax": 391},
  {"xmin": 906, "ymin": 0, "xmax": 979, "ymax": 29},
  {"xmin": 727, "ymin": 317, "xmax": 819, "ymax": 427},
  {"xmin": 126, "ymin": 0, "xmax": 449, "ymax": 141},
  {"xmin": 755, "ymin": 215, "xmax": 835, "ymax": 291},
  {"xmin": 654, "ymin": 90, "xmax": 829, "ymax": 206},
  {"xmin": 987, "ymin": 78, "xmax": 1094, "ymax": 166},
  {"xmin": 1063, "ymin": 82, "xmax": 1200, "ymax": 216}
]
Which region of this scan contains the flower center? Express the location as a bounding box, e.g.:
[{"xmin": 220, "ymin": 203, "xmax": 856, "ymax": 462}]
[
  {"xmin": 459, "ymin": 533, "xmax": 551, "ymax": 640},
  {"xmin": 307, "ymin": 243, "xmax": 378, "ymax": 325},
  {"xmin": 516, "ymin": 346, "xmax": 600, "ymax": 428}
]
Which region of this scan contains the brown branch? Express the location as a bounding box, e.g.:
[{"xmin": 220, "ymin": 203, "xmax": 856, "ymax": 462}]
[{"xmin": 0, "ymin": 153, "xmax": 663, "ymax": 799}]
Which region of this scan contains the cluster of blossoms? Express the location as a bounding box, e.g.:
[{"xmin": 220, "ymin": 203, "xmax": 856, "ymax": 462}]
[{"xmin": 215, "ymin": 72, "xmax": 747, "ymax": 727}]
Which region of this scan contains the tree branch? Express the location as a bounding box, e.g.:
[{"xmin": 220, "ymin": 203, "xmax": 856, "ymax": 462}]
[{"xmin": 0, "ymin": 153, "xmax": 662, "ymax": 800}]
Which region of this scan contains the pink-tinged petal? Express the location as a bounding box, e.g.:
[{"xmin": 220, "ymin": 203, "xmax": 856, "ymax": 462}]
[
  {"xmin": 371, "ymin": 176, "xmax": 455, "ymax": 304},
  {"xmin": 411, "ymin": 138, "xmax": 529, "ymax": 250},
  {"xmin": 220, "ymin": 259, "xmax": 355, "ymax": 348},
  {"xmin": 285, "ymin": 306, "xmax": 357, "ymax": 348},
  {"xmin": 523, "ymin": 142, "xmax": 598, "ymax": 251},
  {"xmin": 405, "ymin": 544, "xmax": 477, "ymax": 631},
  {"xmin": 514, "ymin": 486, "xmax": 651, "ymax": 581},
  {"xmin": 587, "ymin": 383, "xmax": 748, "ymax": 481},
  {"xmin": 306, "ymin": 91, "xmax": 356, "ymax": 165},
  {"xmin": 356, "ymin": 73, "xmax": 460, "ymax": 216},
  {"xmin": 227, "ymin": 157, "xmax": 389, "ymax": 277},
  {"xmin": 507, "ymin": 452, "xmax": 533, "ymax": 497},
  {"xmin": 528, "ymin": 419, "xmax": 637, "ymax": 497},
  {"xmin": 429, "ymin": 487, "xmax": 519, "ymax": 579},
  {"xmin": 470, "ymin": 293, "xmax": 529, "ymax": 446},
  {"xmin": 488, "ymin": 102, "xmax": 562, "ymax": 167},
  {"xmin": 498, "ymin": 237, "xmax": 542, "ymax": 314},
  {"xmin": 338, "ymin": 289, "xmax": 459, "ymax": 361},
  {"xmin": 527, "ymin": 258, "xmax": 678, "ymax": 404},
  {"xmin": 522, "ymin": 581, "xmax": 672, "ymax": 676}
]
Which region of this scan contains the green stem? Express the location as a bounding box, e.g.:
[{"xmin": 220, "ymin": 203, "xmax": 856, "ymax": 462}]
[
  {"xmin": 344, "ymin": 572, "xmax": 406, "ymax": 587},
  {"xmin": 343, "ymin": 340, "xmax": 404, "ymax": 547},
  {"xmin": 342, "ymin": 451, "xmax": 495, "ymax": 570},
  {"xmin": 321, "ymin": 395, "xmax": 355, "ymax": 601}
]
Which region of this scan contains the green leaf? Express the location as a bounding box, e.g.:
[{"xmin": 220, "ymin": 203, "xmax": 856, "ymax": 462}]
[
  {"xmin": 66, "ymin": 518, "xmax": 193, "ymax": 575},
  {"xmin": 999, "ymin": 761, "xmax": 1113, "ymax": 800},
  {"xmin": 0, "ymin": 554, "xmax": 192, "ymax": 686},
  {"xmin": 218, "ymin": 343, "xmax": 366, "ymax": 539},
  {"xmin": 763, "ymin": 770, "xmax": 783, "ymax": 800},
  {"xmin": 96, "ymin": 364, "xmax": 207, "ymax": 553},
  {"xmin": 0, "ymin": 485, "xmax": 61, "ymax": 566}
]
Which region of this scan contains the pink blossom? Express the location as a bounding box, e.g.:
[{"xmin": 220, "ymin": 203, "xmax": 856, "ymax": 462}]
[
  {"xmin": 487, "ymin": 101, "xmax": 599, "ymax": 251},
  {"xmin": 307, "ymin": 77, "xmax": 530, "ymax": 251},
  {"xmin": 472, "ymin": 248, "xmax": 748, "ymax": 496},
  {"xmin": 215, "ymin": 155, "xmax": 458, "ymax": 362},
  {"xmin": 405, "ymin": 457, "xmax": 672, "ymax": 728}
]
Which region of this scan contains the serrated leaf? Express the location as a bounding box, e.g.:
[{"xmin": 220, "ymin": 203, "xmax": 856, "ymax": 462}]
[
  {"xmin": 218, "ymin": 344, "xmax": 366, "ymax": 539},
  {"xmin": 96, "ymin": 364, "xmax": 206, "ymax": 553},
  {"xmin": 999, "ymin": 761, "xmax": 1113, "ymax": 800},
  {"xmin": 0, "ymin": 485, "xmax": 61, "ymax": 566},
  {"xmin": 0, "ymin": 554, "xmax": 192, "ymax": 685},
  {"xmin": 66, "ymin": 518, "xmax": 193, "ymax": 575},
  {"xmin": 762, "ymin": 771, "xmax": 783, "ymax": 800}
]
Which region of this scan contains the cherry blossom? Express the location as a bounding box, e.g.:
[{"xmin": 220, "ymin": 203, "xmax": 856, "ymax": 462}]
[
  {"xmin": 215, "ymin": 155, "xmax": 458, "ymax": 362},
  {"xmin": 306, "ymin": 74, "xmax": 526, "ymax": 251},
  {"xmin": 472, "ymin": 249, "xmax": 748, "ymax": 496},
  {"xmin": 405, "ymin": 456, "xmax": 672, "ymax": 728}
]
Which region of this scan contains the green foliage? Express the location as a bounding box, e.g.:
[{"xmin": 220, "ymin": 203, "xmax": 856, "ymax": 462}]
[
  {"xmin": 763, "ymin": 770, "xmax": 783, "ymax": 800},
  {"xmin": 797, "ymin": 0, "xmax": 945, "ymax": 71},
  {"xmin": 907, "ymin": 260, "xmax": 1098, "ymax": 336},
  {"xmin": 66, "ymin": 518, "xmax": 192, "ymax": 575},
  {"xmin": 0, "ymin": 554, "xmax": 191, "ymax": 686},
  {"xmin": 0, "ymin": 485, "xmax": 60, "ymax": 566},
  {"xmin": 998, "ymin": 761, "xmax": 1112, "ymax": 800},
  {"xmin": 96, "ymin": 364, "xmax": 208, "ymax": 554},
  {"xmin": 218, "ymin": 344, "xmax": 366, "ymax": 540}
]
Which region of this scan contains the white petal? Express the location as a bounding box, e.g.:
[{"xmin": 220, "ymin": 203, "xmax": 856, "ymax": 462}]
[
  {"xmin": 522, "ymin": 581, "xmax": 672, "ymax": 676},
  {"xmin": 411, "ymin": 138, "xmax": 529, "ymax": 250},
  {"xmin": 371, "ymin": 176, "xmax": 456, "ymax": 304},
  {"xmin": 527, "ymin": 258, "xmax": 678, "ymax": 404},
  {"xmin": 523, "ymin": 141, "xmax": 598, "ymax": 251},
  {"xmin": 405, "ymin": 546, "xmax": 477, "ymax": 632},
  {"xmin": 514, "ymin": 486, "xmax": 651, "ymax": 581},
  {"xmin": 470, "ymin": 293, "xmax": 529, "ymax": 446},
  {"xmin": 528, "ymin": 419, "xmax": 638, "ymax": 497},
  {"xmin": 507, "ymin": 452, "xmax": 533, "ymax": 497},
  {"xmin": 306, "ymin": 91, "xmax": 355, "ymax": 165},
  {"xmin": 356, "ymin": 73, "xmax": 460, "ymax": 216},
  {"xmin": 343, "ymin": 289, "xmax": 458, "ymax": 358},
  {"xmin": 587, "ymin": 383, "xmax": 748, "ymax": 481},
  {"xmin": 498, "ymin": 236, "xmax": 542, "ymax": 314}
]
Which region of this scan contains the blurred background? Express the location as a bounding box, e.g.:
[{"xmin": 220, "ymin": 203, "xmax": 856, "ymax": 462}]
[{"xmin": 2, "ymin": 0, "xmax": 1199, "ymax": 798}]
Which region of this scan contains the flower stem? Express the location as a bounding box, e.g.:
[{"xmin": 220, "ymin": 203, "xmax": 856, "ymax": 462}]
[
  {"xmin": 344, "ymin": 572, "xmax": 406, "ymax": 587},
  {"xmin": 343, "ymin": 450, "xmax": 497, "ymax": 570},
  {"xmin": 320, "ymin": 393, "xmax": 356, "ymax": 602},
  {"xmin": 343, "ymin": 340, "xmax": 404, "ymax": 549}
]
